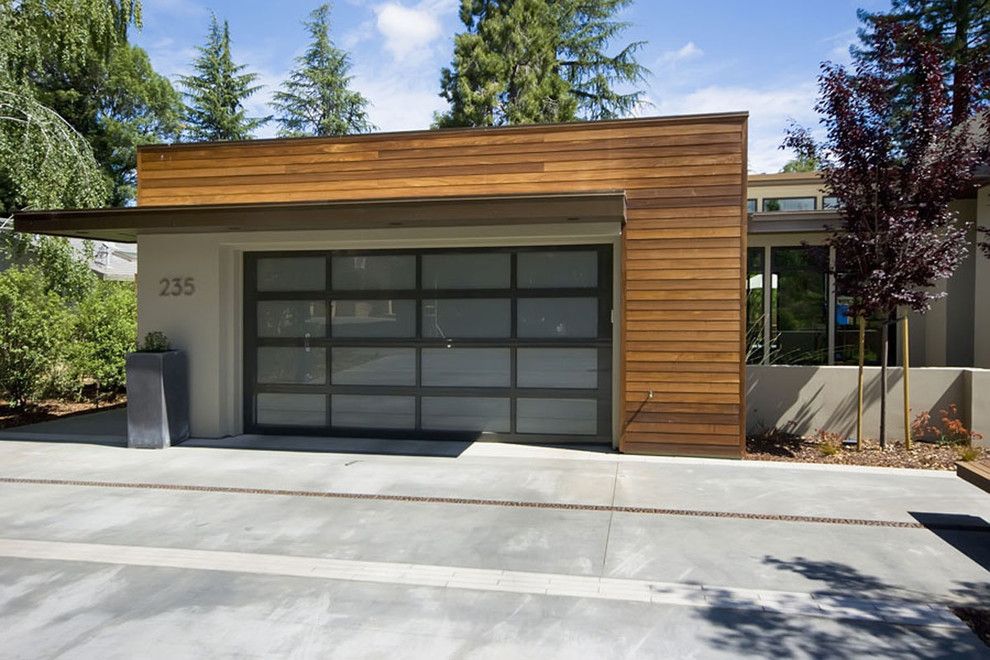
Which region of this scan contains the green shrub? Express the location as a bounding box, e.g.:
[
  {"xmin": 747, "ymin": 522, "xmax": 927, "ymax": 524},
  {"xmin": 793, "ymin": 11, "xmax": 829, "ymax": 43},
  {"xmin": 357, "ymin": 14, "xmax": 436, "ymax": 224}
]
[
  {"xmin": 140, "ymin": 330, "xmax": 170, "ymax": 352},
  {"xmin": 0, "ymin": 266, "xmax": 71, "ymax": 408},
  {"xmin": 67, "ymin": 280, "xmax": 137, "ymax": 401}
]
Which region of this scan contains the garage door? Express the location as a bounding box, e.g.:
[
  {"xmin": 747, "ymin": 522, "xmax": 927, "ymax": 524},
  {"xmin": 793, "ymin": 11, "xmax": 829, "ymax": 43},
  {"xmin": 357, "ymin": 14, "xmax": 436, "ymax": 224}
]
[{"xmin": 244, "ymin": 246, "xmax": 612, "ymax": 443}]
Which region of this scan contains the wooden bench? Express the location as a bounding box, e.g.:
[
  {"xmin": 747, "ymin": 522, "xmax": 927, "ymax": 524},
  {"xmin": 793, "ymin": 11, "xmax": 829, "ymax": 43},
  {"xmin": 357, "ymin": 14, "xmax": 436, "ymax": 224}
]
[{"xmin": 957, "ymin": 459, "xmax": 990, "ymax": 494}]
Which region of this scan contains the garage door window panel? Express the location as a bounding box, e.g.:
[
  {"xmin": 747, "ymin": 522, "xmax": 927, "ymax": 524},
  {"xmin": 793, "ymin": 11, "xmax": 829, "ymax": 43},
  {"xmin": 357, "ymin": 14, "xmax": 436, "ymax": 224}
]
[
  {"xmin": 332, "ymin": 299, "xmax": 416, "ymax": 338},
  {"xmin": 245, "ymin": 246, "xmax": 611, "ymax": 441}
]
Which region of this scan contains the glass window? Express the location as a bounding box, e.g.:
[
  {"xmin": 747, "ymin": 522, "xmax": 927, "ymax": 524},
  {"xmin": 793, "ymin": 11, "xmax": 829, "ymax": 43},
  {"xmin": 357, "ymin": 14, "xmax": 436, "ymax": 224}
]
[
  {"xmin": 517, "ymin": 348, "xmax": 598, "ymax": 388},
  {"xmin": 518, "ymin": 298, "xmax": 598, "ymax": 338},
  {"xmin": 762, "ymin": 197, "xmax": 816, "ymax": 212},
  {"xmin": 421, "ymin": 397, "xmax": 510, "ymax": 432},
  {"xmin": 833, "ymin": 252, "xmax": 887, "ymax": 366},
  {"xmin": 422, "ymin": 348, "xmax": 511, "ymax": 387},
  {"xmin": 423, "ymin": 299, "xmax": 511, "ymax": 338},
  {"xmin": 517, "ymin": 398, "xmax": 597, "ymax": 435},
  {"xmin": 518, "ymin": 251, "xmax": 598, "ymax": 288},
  {"xmin": 822, "ymin": 196, "xmax": 841, "ymax": 210},
  {"xmin": 257, "ymin": 347, "xmax": 326, "ymax": 384},
  {"xmin": 770, "ymin": 247, "xmax": 828, "ymax": 365},
  {"xmin": 257, "ymin": 301, "xmax": 327, "ymax": 338},
  {"xmin": 332, "ymin": 299, "xmax": 416, "ymax": 337},
  {"xmin": 332, "ymin": 347, "xmax": 416, "ymax": 385},
  {"xmin": 747, "ymin": 199, "xmax": 757, "ymax": 213},
  {"xmin": 256, "ymin": 393, "xmax": 325, "ymax": 426},
  {"xmin": 257, "ymin": 257, "xmax": 325, "ymax": 291},
  {"xmin": 332, "ymin": 254, "xmax": 415, "ymax": 290},
  {"xmin": 332, "ymin": 395, "xmax": 415, "ymax": 429},
  {"xmin": 746, "ymin": 248, "xmax": 765, "ymax": 364},
  {"xmin": 422, "ymin": 253, "xmax": 510, "ymax": 289}
]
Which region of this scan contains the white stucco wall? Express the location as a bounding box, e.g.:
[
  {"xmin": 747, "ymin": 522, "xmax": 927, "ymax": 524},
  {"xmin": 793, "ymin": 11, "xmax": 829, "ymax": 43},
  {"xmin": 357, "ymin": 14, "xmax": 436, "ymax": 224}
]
[
  {"xmin": 747, "ymin": 365, "xmax": 989, "ymax": 447},
  {"xmin": 136, "ymin": 222, "xmax": 623, "ymax": 440},
  {"xmin": 974, "ymin": 184, "xmax": 990, "ymax": 368}
]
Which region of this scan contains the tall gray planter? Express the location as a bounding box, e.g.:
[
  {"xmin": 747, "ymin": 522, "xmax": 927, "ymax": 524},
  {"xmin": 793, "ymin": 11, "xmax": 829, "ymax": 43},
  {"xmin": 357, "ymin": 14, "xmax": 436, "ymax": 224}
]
[{"xmin": 125, "ymin": 351, "xmax": 189, "ymax": 448}]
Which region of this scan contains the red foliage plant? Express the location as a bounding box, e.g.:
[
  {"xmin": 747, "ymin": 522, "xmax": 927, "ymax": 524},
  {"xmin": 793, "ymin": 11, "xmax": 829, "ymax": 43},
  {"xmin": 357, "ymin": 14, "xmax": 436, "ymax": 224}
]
[{"xmin": 785, "ymin": 21, "xmax": 990, "ymax": 319}]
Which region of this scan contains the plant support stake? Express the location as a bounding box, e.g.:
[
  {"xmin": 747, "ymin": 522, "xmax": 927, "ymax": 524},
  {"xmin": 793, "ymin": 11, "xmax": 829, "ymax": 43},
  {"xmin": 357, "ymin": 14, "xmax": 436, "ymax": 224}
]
[
  {"xmin": 903, "ymin": 316, "xmax": 911, "ymax": 450},
  {"xmin": 856, "ymin": 315, "xmax": 865, "ymax": 451}
]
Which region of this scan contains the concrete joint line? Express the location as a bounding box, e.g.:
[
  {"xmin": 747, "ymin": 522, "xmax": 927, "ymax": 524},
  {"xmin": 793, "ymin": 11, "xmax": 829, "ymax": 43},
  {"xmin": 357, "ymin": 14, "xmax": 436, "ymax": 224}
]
[
  {"xmin": 3, "ymin": 476, "xmax": 988, "ymax": 532},
  {"xmin": 0, "ymin": 538, "xmax": 967, "ymax": 631}
]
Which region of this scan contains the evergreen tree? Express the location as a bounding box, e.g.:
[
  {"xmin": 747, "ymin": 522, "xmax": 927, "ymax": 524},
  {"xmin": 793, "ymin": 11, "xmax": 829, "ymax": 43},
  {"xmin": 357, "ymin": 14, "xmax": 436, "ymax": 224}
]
[
  {"xmin": 0, "ymin": 0, "xmax": 181, "ymax": 207},
  {"xmin": 180, "ymin": 15, "xmax": 268, "ymax": 142},
  {"xmin": 273, "ymin": 3, "xmax": 373, "ymax": 137},
  {"xmin": 854, "ymin": 0, "xmax": 989, "ymax": 125},
  {"xmin": 780, "ymin": 155, "xmax": 819, "ymax": 173},
  {"xmin": 437, "ymin": 0, "xmax": 645, "ymax": 127},
  {"xmin": 558, "ymin": 0, "xmax": 647, "ymax": 120}
]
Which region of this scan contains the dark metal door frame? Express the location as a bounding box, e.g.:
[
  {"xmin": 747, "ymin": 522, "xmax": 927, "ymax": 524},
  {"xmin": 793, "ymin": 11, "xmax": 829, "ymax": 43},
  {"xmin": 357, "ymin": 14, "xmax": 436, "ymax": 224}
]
[{"xmin": 243, "ymin": 245, "xmax": 613, "ymax": 444}]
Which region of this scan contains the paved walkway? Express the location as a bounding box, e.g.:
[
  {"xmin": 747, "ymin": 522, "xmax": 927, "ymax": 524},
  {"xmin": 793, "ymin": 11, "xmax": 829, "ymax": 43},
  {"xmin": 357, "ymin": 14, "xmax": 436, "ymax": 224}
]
[{"xmin": 0, "ymin": 412, "xmax": 988, "ymax": 658}]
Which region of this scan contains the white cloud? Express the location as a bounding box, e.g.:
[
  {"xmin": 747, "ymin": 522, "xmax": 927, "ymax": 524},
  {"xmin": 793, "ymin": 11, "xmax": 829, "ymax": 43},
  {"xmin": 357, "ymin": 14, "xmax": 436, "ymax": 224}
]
[
  {"xmin": 353, "ymin": 69, "xmax": 446, "ymax": 132},
  {"xmin": 656, "ymin": 42, "xmax": 703, "ymax": 67},
  {"xmin": 655, "ymin": 82, "xmax": 820, "ymax": 173},
  {"xmin": 822, "ymin": 28, "xmax": 858, "ymax": 65},
  {"xmin": 374, "ymin": 2, "xmax": 444, "ymax": 60}
]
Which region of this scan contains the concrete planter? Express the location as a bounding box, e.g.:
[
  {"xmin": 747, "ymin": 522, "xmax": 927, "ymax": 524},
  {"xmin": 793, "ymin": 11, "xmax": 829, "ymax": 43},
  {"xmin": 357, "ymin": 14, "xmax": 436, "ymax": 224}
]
[{"xmin": 125, "ymin": 350, "xmax": 190, "ymax": 448}]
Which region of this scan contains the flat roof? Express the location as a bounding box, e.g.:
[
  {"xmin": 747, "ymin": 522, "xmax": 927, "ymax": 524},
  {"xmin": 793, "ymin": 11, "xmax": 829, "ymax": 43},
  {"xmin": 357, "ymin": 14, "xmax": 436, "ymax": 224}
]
[
  {"xmin": 14, "ymin": 192, "xmax": 627, "ymax": 243},
  {"xmin": 136, "ymin": 112, "xmax": 749, "ymax": 153}
]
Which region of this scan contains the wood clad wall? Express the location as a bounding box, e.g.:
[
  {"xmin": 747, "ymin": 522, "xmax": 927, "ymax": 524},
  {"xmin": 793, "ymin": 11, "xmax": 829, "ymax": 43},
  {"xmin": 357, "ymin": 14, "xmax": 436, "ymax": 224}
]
[{"xmin": 137, "ymin": 114, "xmax": 748, "ymax": 458}]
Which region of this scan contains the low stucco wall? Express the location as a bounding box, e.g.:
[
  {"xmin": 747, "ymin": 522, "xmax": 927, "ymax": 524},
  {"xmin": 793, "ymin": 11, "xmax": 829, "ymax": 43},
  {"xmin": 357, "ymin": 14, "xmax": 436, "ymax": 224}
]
[{"xmin": 747, "ymin": 365, "xmax": 989, "ymax": 447}]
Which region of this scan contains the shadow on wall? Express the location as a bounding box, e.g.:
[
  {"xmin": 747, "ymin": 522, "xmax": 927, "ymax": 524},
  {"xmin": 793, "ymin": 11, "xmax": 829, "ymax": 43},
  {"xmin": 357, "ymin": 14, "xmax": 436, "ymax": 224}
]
[
  {"xmin": 747, "ymin": 366, "xmax": 968, "ymax": 441},
  {"xmin": 700, "ymin": 555, "xmax": 990, "ymax": 658}
]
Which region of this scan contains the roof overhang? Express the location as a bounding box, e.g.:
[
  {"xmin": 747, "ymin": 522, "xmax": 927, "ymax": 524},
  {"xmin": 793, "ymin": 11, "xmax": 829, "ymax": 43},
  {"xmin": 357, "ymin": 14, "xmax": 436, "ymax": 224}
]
[
  {"xmin": 14, "ymin": 192, "xmax": 627, "ymax": 243},
  {"xmin": 748, "ymin": 210, "xmax": 842, "ymax": 234}
]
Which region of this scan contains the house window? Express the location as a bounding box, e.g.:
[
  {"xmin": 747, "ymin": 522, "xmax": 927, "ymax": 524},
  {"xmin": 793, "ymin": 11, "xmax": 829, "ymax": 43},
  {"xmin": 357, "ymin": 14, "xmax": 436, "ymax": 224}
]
[
  {"xmin": 770, "ymin": 247, "xmax": 828, "ymax": 365},
  {"xmin": 762, "ymin": 197, "xmax": 817, "ymax": 212},
  {"xmin": 745, "ymin": 244, "xmax": 891, "ymax": 366},
  {"xmin": 822, "ymin": 196, "xmax": 841, "ymax": 210},
  {"xmin": 832, "ymin": 251, "xmax": 887, "ymax": 366},
  {"xmin": 747, "ymin": 199, "xmax": 757, "ymax": 213},
  {"xmin": 746, "ymin": 248, "xmax": 765, "ymax": 364}
]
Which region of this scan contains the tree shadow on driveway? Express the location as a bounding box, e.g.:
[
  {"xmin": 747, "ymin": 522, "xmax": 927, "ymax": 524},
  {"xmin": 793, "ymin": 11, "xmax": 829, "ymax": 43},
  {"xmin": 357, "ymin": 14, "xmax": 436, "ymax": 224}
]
[{"xmin": 699, "ymin": 556, "xmax": 989, "ymax": 659}]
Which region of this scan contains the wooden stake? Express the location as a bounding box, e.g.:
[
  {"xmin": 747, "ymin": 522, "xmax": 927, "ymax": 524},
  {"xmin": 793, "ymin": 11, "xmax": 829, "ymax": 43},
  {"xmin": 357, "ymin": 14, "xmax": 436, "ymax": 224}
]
[
  {"xmin": 856, "ymin": 315, "xmax": 865, "ymax": 451},
  {"xmin": 903, "ymin": 315, "xmax": 911, "ymax": 450},
  {"xmin": 879, "ymin": 321, "xmax": 888, "ymax": 449}
]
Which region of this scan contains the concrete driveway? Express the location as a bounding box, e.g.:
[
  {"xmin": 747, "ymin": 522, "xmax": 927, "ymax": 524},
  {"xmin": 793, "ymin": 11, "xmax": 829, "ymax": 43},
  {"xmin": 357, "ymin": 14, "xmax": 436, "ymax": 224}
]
[{"xmin": 0, "ymin": 409, "xmax": 989, "ymax": 658}]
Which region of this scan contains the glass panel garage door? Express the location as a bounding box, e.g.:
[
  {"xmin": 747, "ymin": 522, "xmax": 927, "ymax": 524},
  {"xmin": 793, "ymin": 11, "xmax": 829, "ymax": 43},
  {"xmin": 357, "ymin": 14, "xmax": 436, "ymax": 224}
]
[{"xmin": 244, "ymin": 246, "xmax": 612, "ymax": 443}]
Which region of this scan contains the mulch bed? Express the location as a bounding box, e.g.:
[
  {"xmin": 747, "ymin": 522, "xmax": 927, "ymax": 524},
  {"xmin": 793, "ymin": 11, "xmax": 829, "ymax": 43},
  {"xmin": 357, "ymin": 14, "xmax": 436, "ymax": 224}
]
[
  {"xmin": 745, "ymin": 429, "xmax": 987, "ymax": 470},
  {"xmin": 0, "ymin": 398, "xmax": 126, "ymax": 431},
  {"xmin": 953, "ymin": 607, "xmax": 990, "ymax": 647}
]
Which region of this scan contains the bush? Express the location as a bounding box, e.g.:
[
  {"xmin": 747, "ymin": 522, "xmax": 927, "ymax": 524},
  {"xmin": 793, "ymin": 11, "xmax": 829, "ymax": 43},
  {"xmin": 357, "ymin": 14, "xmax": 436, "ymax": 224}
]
[
  {"xmin": 140, "ymin": 330, "xmax": 170, "ymax": 352},
  {"xmin": 0, "ymin": 266, "xmax": 71, "ymax": 407},
  {"xmin": 67, "ymin": 280, "xmax": 137, "ymax": 401}
]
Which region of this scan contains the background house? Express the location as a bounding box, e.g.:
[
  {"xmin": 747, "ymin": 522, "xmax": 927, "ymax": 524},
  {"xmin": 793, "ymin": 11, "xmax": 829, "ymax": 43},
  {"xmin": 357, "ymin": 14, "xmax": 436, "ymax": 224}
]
[
  {"xmin": 0, "ymin": 216, "xmax": 137, "ymax": 281},
  {"xmin": 745, "ymin": 172, "xmax": 990, "ymax": 444}
]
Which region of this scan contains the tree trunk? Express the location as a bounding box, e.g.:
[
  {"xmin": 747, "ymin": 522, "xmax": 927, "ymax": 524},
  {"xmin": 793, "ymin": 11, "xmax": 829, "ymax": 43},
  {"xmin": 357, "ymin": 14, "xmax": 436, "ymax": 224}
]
[
  {"xmin": 902, "ymin": 316, "xmax": 912, "ymax": 450},
  {"xmin": 879, "ymin": 320, "xmax": 889, "ymax": 450},
  {"xmin": 856, "ymin": 315, "xmax": 865, "ymax": 451}
]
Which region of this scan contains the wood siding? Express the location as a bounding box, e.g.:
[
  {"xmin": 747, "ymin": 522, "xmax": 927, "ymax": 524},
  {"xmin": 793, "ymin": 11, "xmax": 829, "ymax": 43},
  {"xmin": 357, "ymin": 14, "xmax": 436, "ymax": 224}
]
[{"xmin": 137, "ymin": 114, "xmax": 748, "ymax": 458}]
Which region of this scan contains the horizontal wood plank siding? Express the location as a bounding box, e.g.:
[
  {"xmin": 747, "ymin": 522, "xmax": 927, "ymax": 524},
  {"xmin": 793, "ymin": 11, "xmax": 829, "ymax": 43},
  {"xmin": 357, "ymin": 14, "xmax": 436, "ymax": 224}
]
[{"xmin": 137, "ymin": 115, "xmax": 747, "ymax": 458}]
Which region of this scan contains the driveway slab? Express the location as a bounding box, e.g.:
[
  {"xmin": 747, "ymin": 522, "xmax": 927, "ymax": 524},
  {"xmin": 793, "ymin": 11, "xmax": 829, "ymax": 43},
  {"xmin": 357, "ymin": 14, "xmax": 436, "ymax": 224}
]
[{"xmin": 0, "ymin": 428, "xmax": 988, "ymax": 657}]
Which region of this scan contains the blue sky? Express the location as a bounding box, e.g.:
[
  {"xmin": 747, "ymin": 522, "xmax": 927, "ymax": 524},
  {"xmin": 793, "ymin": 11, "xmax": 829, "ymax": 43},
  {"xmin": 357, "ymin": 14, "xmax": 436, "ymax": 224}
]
[{"xmin": 134, "ymin": 0, "xmax": 889, "ymax": 173}]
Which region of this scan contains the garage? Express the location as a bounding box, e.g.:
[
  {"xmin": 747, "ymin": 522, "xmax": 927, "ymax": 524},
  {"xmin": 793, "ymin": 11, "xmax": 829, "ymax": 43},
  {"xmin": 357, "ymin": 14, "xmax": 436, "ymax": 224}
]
[{"xmin": 244, "ymin": 245, "xmax": 613, "ymax": 443}]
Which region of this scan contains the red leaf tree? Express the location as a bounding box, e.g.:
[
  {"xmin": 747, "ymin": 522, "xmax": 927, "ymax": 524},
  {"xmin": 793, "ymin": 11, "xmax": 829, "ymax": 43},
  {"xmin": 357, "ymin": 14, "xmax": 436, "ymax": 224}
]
[{"xmin": 785, "ymin": 21, "xmax": 990, "ymax": 448}]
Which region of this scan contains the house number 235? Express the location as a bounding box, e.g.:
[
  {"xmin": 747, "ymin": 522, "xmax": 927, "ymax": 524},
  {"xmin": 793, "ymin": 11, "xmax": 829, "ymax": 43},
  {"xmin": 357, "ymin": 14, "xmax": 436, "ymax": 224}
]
[{"xmin": 159, "ymin": 277, "xmax": 195, "ymax": 296}]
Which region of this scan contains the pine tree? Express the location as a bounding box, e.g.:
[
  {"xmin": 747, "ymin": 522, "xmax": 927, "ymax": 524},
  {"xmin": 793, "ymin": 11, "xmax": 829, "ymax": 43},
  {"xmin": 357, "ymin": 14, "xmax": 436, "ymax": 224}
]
[
  {"xmin": 854, "ymin": 0, "xmax": 989, "ymax": 125},
  {"xmin": 180, "ymin": 15, "xmax": 268, "ymax": 142},
  {"xmin": 437, "ymin": 0, "xmax": 646, "ymax": 127},
  {"xmin": 558, "ymin": 0, "xmax": 647, "ymax": 120},
  {"xmin": 273, "ymin": 4, "xmax": 373, "ymax": 137}
]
